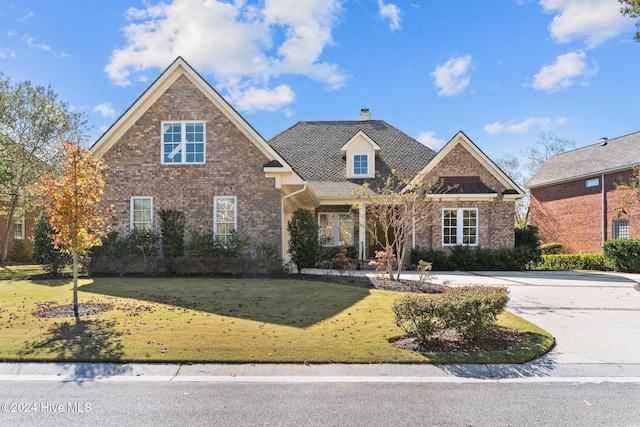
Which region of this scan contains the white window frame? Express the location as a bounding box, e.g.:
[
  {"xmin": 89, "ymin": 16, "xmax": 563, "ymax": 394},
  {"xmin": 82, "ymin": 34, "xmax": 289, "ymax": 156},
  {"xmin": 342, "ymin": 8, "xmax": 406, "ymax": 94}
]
[
  {"xmin": 130, "ymin": 197, "xmax": 154, "ymax": 230},
  {"xmin": 613, "ymin": 219, "xmax": 629, "ymax": 239},
  {"xmin": 214, "ymin": 196, "xmax": 237, "ymax": 244},
  {"xmin": 318, "ymin": 212, "xmax": 354, "ymax": 247},
  {"xmin": 14, "ymin": 217, "xmax": 25, "ymax": 239},
  {"xmin": 585, "ymin": 178, "xmax": 600, "ymax": 188},
  {"xmin": 161, "ymin": 121, "xmax": 206, "ymax": 165},
  {"xmin": 352, "ymin": 153, "xmax": 369, "ymax": 177},
  {"xmin": 442, "ymin": 208, "xmax": 478, "ymax": 246}
]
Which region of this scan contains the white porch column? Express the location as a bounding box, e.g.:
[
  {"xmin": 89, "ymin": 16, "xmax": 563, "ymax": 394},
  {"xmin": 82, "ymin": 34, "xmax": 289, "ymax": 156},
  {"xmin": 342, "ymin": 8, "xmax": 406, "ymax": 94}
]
[{"xmin": 358, "ymin": 204, "xmax": 366, "ymax": 260}]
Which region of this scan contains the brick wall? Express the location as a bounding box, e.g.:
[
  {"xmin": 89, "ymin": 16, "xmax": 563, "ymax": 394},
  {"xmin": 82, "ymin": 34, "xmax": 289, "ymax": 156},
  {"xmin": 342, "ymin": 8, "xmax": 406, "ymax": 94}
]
[
  {"xmin": 530, "ymin": 169, "xmax": 640, "ymax": 253},
  {"xmin": 415, "ymin": 143, "xmax": 517, "ymax": 250},
  {"xmin": 100, "ymin": 75, "xmax": 282, "ymax": 252}
]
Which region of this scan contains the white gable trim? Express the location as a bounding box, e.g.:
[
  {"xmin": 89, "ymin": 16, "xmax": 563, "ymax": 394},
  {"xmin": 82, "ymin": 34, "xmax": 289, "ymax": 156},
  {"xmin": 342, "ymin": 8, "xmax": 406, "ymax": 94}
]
[
  {"xmin": 408, "ymin": 131, "xmax": 525, "ymax": 197},
  {"xmin": 90, "ymin": 57, "xmax": 299, "ymax": 180},
  {"xmin": 340, "ymin": 130, "xmax": 381, "ymax": 156}
]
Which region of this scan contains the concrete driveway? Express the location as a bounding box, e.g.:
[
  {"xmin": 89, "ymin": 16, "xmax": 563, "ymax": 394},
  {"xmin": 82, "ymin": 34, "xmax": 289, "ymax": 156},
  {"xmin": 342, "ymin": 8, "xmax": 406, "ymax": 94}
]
[{"xmin": 423, "ymin": 270, "xmax": 640, "ymax": 365}]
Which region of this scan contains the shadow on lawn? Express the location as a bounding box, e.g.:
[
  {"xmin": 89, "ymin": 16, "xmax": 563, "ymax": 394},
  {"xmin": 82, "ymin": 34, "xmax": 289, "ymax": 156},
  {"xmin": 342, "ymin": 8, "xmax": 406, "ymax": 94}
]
[
  {"xmin": 81, "ymin": 277, "xmax": 372, "ymax": 328},
  {"xmin": 18, "ymin": 319, "xmax": 125, "ymax": 363}
]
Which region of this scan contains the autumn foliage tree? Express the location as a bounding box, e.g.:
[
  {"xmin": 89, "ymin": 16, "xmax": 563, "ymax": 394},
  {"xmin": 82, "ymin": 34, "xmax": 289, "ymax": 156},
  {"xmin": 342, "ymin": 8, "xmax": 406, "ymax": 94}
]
[
  {"xmin": 31, "ymin": 137, "xmax": 107, "ymax": 320},
  {"xmin": 354, "ymin": 171, "xmax": 442, "ymax": 281}
]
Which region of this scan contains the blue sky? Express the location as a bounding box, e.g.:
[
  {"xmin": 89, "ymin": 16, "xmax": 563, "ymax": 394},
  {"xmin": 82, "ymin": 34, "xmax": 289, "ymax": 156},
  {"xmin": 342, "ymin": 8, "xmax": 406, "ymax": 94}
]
[{"xmin": 0, "ymin": 0, "xmax": 638, "ymax": 165}]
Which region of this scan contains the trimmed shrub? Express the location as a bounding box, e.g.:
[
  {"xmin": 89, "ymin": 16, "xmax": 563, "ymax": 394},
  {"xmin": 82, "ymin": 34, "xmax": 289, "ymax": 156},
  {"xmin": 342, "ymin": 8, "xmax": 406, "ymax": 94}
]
[
  {"xmin": 537, "ymin": 254, "xmax": 611, "ymax": 271},
  {"xmin": 540, "ymin": 242, "xmax": 562, "ymax": 255},
  {"xmin": 392, "ymin": 285, "xmax": 509, "ymax": 344},
  {"xmin": 410, "ymin": 247, "xmax": 453, "ymax": 270},
  {"xmin": 514, "ymin": 224, "xmax": 541, "ymax": 269},
  {"xmin": 10, "ymin": 239, "xmax": 33, "ymax": 263},
  {"xmin": 287, "ymin": 208, "xmax": 321, "ymax": 273},
  {"xmin": 158, "ymin": 209, "xmax": 185, "ymax": 257},
  {"xmin": 32, "ymin": 212, "xmax": 69, "ymax": 274},
  {"xmin": 254, "ymin": 242, "xmax": 279, "ymax": 259},
  {"xmin": 410, "ymin": 246, "xmax": 519, "ymax": 271},
  {"xmin": 603, "ymin": 239, "xmax": 640, "ymax": 272}
]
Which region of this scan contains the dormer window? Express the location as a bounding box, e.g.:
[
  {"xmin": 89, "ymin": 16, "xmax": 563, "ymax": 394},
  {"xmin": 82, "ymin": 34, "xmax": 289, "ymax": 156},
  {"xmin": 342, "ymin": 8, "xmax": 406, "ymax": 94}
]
[
  {"xmin": 353, "ymin": 154, "xmax": 369, "ymax": 176},
  {"xmin": 341, "ymin": 131, "xmax": 379, "ymax": 179}
]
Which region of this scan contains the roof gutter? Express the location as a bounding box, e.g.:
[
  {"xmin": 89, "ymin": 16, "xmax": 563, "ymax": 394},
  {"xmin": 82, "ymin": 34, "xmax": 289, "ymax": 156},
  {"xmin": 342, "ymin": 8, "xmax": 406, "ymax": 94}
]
[
  {"xmin": 527, "ymin": 162, "xmax": 640, "ymax": 190},
  {"xmin": 602, "ymin": 173, "xmax": 606, "ymax": 245}
]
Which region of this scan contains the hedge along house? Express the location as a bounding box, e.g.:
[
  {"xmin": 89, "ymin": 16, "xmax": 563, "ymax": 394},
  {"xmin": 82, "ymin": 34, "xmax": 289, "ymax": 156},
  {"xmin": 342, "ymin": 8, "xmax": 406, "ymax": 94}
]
[
  {"xmin": 526, "ymin": 131, "xmax": 640, "ymax": 254},
  {"xmin": 90, "ymin": 57, "xmax": 306, "ymax": 257},
  {"xmin": 269, "ymin": 119, "xmax": 525, "ymax": 261},
  {"xmin": 91, "ymin": 57, "xmax": 524, "ymax": 264}
]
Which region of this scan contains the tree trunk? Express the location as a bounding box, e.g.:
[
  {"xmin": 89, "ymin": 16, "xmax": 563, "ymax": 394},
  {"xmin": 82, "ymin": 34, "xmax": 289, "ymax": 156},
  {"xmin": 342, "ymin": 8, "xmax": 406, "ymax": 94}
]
[
  {"xmin": 72, "ymin": 249, "xmax": 79, "ymax": 321},
  {"xmin": 0, "ymin": 196, "xmax": 18, "ymax": 265}
]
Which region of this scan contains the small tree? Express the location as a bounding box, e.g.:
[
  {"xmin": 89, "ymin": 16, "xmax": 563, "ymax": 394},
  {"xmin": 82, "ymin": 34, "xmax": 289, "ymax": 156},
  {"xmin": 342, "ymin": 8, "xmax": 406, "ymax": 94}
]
[
  {"xmin": 287, "ymin": 208, "xmax": 321, "ymax": 273},
  {"xmin": 31, "ymin": 137, "xmax": 108, "ymax": 320},
  {"xmin": 354, "ymin": 171, "xmax": 441, "ymax": 281},
  {"xmin": 158, "ymin": 209, "xmax": 185, "ymax": 257}
]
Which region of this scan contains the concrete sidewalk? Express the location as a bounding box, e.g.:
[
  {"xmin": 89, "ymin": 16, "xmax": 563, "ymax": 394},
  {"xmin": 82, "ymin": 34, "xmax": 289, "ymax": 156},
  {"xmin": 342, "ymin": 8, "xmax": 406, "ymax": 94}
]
[{"xmin": 1, "ymin": 361, "xmax": 640, "ymax": 383}]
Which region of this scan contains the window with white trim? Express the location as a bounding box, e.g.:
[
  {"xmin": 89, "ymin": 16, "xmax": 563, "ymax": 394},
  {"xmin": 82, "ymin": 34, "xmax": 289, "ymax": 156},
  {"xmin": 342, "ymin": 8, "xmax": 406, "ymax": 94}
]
[
  {"xmin": 214, "ymin": 196, "xmax": 237, "ymax": 244},
  {"xmin": 131, "ymin": 197, "xmax": 153, "ymax": 230},
  {"xmin": 352, "ymin": 154, "xmax": 369, "ymax": 176},
  {"xmin": 319, "ymin": 213, "xmax": 353, "ymax": 246},
  {"xmin": 14, "ymin": 218, "xmax": 24, "ymax": 239},
  {"xmin": 613, "ymin": 219, "xmax": 629, "ymax": 239},
  {"xmin": 442, "ymin": 208, "xmax": 478, "ymax": 246},
  {"xmin": 162, "ymin": 121, "xmax": 205, "ymax": 164},
  {"xmin": 585, "ymin": 178, "xmax": 599, "ymax": 188}
]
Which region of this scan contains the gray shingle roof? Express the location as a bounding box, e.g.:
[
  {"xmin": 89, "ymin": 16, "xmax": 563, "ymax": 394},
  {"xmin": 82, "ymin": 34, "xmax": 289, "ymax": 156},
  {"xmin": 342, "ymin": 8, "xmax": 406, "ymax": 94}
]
[
  {"xmin": 526, "ymin": 131, "xmax": 640, "ymax": 188},
  {"xmin": 268, "ymin": 120, "xmax": 436, "ymax": 184}
]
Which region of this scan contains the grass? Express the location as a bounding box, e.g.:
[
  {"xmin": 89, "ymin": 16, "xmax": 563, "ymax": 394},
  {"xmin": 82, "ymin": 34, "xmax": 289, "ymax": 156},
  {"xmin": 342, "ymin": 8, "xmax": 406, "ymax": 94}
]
[{"xmin": 0, "ymin": 265, "xmax": 553, "ymax": 364}]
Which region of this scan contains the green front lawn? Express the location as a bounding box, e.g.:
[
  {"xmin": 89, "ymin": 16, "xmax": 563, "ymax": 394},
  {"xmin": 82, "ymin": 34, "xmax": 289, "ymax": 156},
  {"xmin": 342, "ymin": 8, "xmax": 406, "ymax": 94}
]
[{"xmin": 0, "ymin": 266, "xmax": 553, "ymax": 364}]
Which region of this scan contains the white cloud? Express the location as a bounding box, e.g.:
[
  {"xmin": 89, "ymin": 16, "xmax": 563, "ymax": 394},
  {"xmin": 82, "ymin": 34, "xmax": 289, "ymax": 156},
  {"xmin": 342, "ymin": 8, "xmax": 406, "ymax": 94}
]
[
  {"xmin": 540, "ymin": 0, "xmax": 629, "ymax": 48},
  {"xmin": 378, "ymin": 0, "xmax": 402, "ymax": 31},
  {"xmin": 417, "ymin": 131, "xmax": 445, "ymax": 150},
  {"xmin": 430, "ymin": 55, "xmax": 472, "ymax": 97},
  {"xmin": 104, "ymin": 0, "xmax": 346, "ymax": 112},
  {"xmin": 93, "ymin": 103, "xmax": 117, "ymax": 118},
  {"xmin": 23, "ymin": 34, "xmax": 51, "ymax": 52},
  {"xmin": 532, "ymin": 51, "xmax": 597, "ymax": 92},
  {"xmin": 229, "ymin": 85, "xmax": 295, "ymax": 113},
  {"xmin": 484, "ymin": 116, "xmax": 567, "ymax": 134}
]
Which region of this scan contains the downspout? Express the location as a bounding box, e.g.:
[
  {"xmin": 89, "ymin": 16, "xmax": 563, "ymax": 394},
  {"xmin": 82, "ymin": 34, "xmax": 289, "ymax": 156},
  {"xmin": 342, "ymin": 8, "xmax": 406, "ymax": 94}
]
[
  {"xmin": 602, "ymin": 173, "xmax": 606, "ymax": 244},
  {"xmin": 281, "ymin": 183, "xmax": 308, "ymax": 259}
]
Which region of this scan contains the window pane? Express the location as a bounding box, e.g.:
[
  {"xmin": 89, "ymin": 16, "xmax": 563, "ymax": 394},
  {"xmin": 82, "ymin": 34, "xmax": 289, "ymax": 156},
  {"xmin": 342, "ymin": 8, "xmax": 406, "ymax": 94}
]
[
  {"xmin": 443, "ymin": 210, "xmax": 457, "ymax": 245},
  {"xmin": 215, "ymin": 197, "xmax": 236, "ymax": 243},
  {"xmin": 318, "ymin": 214, "xmax": 333, "ymax": 246},
  {"xmin": 162, "ymin": 121, "xmax": 204, "ymax": 164},
  {"xmin": 338, "ymin": 214, "xmax": 353, "ymax": 246},
  {"xmin": 614, "ymin": 220, "xmax": 629, "ymax": 239},
  {"xmin": 353, "ymin": 154, "xmax": 368, "ymax": 175},
  {"xmin": 132, "ymin": 197, "xmax": 152, "ymax": 229}
]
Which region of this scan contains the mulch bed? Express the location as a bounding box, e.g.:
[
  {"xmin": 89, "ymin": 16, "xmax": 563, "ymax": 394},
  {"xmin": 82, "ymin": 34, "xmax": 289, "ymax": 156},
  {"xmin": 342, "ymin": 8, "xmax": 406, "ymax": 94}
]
[
  {"xmin": 391, "ymin": 327, "xmax": 523, "ymax": 353},
  {"xmin": 34, "ymin": 302, "xmax": 114, "ymax": 319},
  {"xmin": 296, "ymin": 273, "xmax": 447, "ymax": 293}
]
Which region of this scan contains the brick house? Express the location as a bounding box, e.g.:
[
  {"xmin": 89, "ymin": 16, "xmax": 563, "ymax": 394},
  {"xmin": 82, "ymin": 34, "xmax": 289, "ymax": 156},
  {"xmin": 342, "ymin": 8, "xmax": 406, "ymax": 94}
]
[
  {"xmin": 0, "ymin": 200, "xmax": 34, "ymax": 261},
  {"xmin": 526, "ymin": 131, "xmax": 640, "ymax": 254},
  {"xmin": 91, "ymin": 57, "xmax": 523, "ymax": 262}
]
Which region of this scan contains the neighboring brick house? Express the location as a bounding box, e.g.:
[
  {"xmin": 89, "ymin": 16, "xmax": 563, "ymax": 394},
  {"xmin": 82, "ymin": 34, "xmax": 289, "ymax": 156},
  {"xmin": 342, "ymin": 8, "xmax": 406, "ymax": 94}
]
[
  {"xmin": 526, "ymin": 131, "xmax": 640, "ymax": 254},
  {"xmin": 0, "ymin": 200, "xmax": 34, "ymax": 261},
  {"xmin": 91, "ymin": 57, "xmax": 524, "ymax": 262}
]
